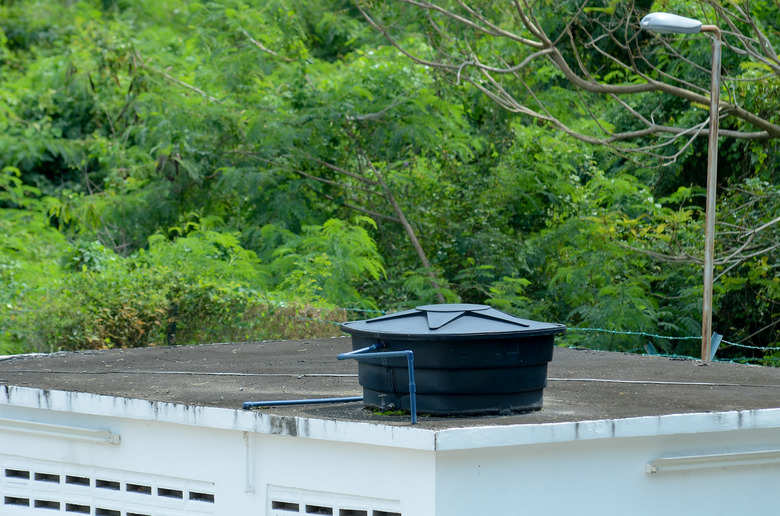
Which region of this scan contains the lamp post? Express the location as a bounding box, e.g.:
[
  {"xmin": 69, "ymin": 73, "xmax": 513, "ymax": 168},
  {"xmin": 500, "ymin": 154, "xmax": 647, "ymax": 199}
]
[{"xmin": 640, "ymin": 12, "xmax": 721, "ymax": 363}]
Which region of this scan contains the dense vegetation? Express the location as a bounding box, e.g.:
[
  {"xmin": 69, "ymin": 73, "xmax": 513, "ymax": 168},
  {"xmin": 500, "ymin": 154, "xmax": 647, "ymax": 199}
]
[{"xmin": 1, "ymin": 0, "xmax": 778, "ymax": 363}]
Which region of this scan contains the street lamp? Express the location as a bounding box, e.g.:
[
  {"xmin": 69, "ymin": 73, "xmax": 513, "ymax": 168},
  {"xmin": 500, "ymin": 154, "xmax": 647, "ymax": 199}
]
[{"xmin": 640, "ymin": 12, "xmax": 722, "ymax": 363}]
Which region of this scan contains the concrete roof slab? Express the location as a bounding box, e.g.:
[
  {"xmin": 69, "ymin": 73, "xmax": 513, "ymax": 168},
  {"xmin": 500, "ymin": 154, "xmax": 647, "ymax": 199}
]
[{"xmin": 2, "ymin": 337, "xmax": 780, "ymax": 430}]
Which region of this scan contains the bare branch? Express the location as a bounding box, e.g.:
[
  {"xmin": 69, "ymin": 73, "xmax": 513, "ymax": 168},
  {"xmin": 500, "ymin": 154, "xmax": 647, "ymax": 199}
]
[
  {"xmin": 359, "ymin": 0, "xmax": 780, "ymax": 158},
  {"xmin": 514, "ymin": 0, "xmax": 548, "ymax": 43},
  {"xmin": 467, "ymin": 47, "xmax": 553, "ymax": 75},
  {"xmin": 360, "ymin": 154, "xmax": 447, "ymax": 303},
  {"xmin": 357, "ymin": 6, "xmax": 463, "ymax": 72},
  {"xmin": 298, "ymin": 153, "xmax": 379, "ymax": 186},
  {"xmin": 281, "ymin": 161, "xmax": 381, "ymax": 197},
  {"xmin": 715, "ymin": 242, "xmax": 780, "ymax": 281},
  {"xmin": 313, "ymin": 188, "xmax": 401, "ymax": 223},
  {"xmin": 616, "ymin": 241, "xmax": 702, "ymax": 264},
  {"xmin": 735, "ymin": 318, "xmax": 780, "ymax": 345},
  {"xmin": 134, "ymin": 51, "xmax": 220, "ymax": 102},
  {"xmin": 396, "ymin": 0, "xmax": 545, "ymax": 48},
  {"xmin": 344, "ymin": 96, "xmax": 409, "ymax": 121},
  {"xmin": 241, "ymin": 30, "xmax": 295, "ymax": 62}
]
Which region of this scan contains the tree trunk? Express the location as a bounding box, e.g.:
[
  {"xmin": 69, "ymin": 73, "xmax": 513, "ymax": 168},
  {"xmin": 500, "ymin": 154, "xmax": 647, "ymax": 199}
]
[{"xmin": 366, "ymin": 160, "xmax": 447, "ymax": 303}]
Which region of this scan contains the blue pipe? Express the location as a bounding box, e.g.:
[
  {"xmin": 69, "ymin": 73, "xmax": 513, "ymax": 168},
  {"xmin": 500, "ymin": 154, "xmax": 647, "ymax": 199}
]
[
  {"xmin": 242, "ymin": 342, "xmax": 418, "ymax": 425},
  {"xmin": 337, "ymin": 343, "xmax": 418, "ymax": 425},
  {"xmin": 338, "ymin": 342, "xmax": 385, "ymax": 357},
  {"xmin": 242, "ymin": 345, "xmax": 383, "ymax": 410},
  {"xmin": 243, "ymin": 396, "xmax": 363, "ymax": 410}
]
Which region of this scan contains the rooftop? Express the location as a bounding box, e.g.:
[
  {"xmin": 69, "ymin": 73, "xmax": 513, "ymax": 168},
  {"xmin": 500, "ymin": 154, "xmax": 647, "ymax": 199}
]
[{"xmin": 2, "ymin": 337, "xmax": 780, "ymax": 430}]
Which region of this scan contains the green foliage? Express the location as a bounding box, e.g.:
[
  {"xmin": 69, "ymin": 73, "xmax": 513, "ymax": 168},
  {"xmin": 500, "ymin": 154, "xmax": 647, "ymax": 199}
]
[
  {"xmin": 1, "ymin": 0, "xmax": 778, "ymax": 364},
  {"xmin": 5, "ymin": 225, "xmax": 358, "ymax": 352},
  {"xmin": 262, "ymin": 217, "xmax": 384, "ymax": 308},
  {"xmin": 1, "ymin": 168, "xmax": 69, "ymax": 352}
]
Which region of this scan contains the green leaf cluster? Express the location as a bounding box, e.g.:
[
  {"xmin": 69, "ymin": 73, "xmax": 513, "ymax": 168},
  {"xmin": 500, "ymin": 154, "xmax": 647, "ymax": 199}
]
[{"xmin": 1, "ymin": 0, "xmax": 778, "ymax": 361}]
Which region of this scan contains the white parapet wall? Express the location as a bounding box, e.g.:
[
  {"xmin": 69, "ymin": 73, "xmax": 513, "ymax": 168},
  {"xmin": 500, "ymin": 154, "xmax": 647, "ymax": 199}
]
[
  {"xmin": 0, "ymin": 386, "xmax": 435, "ymax": 516},
  {"xmin": 2, "ymin": 384, "xmax": 780, "ymax": 515},
  {"xmin": 436, "ymin": 427, "xmax": 780, "ymax": 515}
]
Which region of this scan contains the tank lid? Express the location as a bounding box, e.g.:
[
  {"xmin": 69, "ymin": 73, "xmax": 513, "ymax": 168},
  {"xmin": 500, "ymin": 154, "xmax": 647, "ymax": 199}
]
[{"xmin": 341, "ymin": 303, "xmax": 566, "ymax": 339}]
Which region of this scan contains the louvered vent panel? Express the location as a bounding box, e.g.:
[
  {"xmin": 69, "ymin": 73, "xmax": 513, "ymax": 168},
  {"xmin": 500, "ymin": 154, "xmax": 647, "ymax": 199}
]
[
  {"xmin": 0, "ymin": 456, "xmax": 215, "ymax": 515},
  {"xmin": 268, "ymin": 486, "xmax": 401, "ymax": 516}
]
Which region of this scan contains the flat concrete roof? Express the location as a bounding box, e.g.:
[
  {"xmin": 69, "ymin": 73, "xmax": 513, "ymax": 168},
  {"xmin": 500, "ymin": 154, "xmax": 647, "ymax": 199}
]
[{"xmin": 2, "ymin": 337, "xmax": 780, "ymax": 429}]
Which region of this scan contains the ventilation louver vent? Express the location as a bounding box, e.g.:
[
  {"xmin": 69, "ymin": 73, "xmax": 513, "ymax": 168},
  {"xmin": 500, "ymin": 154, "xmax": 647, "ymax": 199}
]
[
  {"xmin": 269, "ymin": 486, "xmax": 401, "ymax": 516},
  {"xmin": 0, "ymin": 456, "xmax": 215, "ymax": 515}
]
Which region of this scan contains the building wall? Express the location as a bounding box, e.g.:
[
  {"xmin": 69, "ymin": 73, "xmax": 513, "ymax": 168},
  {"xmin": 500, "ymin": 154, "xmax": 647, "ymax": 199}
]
[
  {"xmin": 0, "ymin": 403, "xmax": 436, "ymax": 516},
  {"xmin": 435, "ymin": 427, "xmax": 780, "ymax": 516},
  {"xmin": 3, "ymin": 387, "xmax": 780, "ymax": 516},
  {"xmin": 249, "ymin": 432, "xmax": 435, "ymax": 515}
]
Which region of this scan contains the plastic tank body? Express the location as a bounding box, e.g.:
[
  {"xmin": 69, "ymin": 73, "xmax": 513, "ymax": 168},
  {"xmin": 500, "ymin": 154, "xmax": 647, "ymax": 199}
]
[{"xmin": 340, "ymin": 304, "xmax": 566, "ymax": 416}]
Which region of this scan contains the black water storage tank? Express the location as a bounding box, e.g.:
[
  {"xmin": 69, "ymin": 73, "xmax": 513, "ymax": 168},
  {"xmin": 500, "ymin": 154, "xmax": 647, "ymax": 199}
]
[{"xmin": 340, "ymin": 304, "xmax": 566, "ymax": 416}]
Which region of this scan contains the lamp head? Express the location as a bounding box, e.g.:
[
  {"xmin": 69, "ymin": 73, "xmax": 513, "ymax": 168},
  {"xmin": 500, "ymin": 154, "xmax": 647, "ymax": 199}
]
[{"xmin": 640, "ymin": 12, "xmax": 702, "ymax": 34}]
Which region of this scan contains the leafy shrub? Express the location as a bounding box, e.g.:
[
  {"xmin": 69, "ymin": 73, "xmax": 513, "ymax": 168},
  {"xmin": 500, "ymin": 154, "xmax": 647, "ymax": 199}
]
[
  {"xmin": 3, "ymin": 221, "xmax": 374, "ymax": 353},
  {"xmin": 262, "ymin": 216, "xmax": 385, "ymax": 309}
]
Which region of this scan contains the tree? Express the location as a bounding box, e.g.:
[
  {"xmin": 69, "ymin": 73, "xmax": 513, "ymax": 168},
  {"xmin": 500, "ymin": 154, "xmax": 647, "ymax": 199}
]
[
  {"xmin": 236, "ymin": 43, "xmax": 482, "ymax": 302},
  {"xmin": 356, "ymin": 0, "xmax": 780, "ymax": 162},
  {"xmin": 2, "ymin": 0, "xmax": 777, "ymax": 357},
  {"xmin": 352, "ymin": 0, "xmax": 780, "ymax": 356}
]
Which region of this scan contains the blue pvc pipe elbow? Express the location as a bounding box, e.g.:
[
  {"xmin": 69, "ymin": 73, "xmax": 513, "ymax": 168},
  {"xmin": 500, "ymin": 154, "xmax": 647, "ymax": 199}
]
[
  {"xmin": 245, "ymin": 341, "xmax": 418, "ymax": 424},
  {"xmin": 337, "ymin": 343, "xmax": 417, "ymax": 424}
]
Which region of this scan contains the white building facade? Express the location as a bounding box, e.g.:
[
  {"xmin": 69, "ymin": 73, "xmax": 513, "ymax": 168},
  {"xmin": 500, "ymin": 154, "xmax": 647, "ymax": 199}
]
[{"xmin": 2, "ymin": 384, "xmax": 780, "ymax": 516}]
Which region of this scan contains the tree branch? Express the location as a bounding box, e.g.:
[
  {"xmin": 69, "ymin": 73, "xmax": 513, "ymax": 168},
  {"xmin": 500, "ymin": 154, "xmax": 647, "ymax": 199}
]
[
  {"xmin": 360, "ymin": 0, "xmax": 780, "ymax": 157},
  {"xmin": 241, "ymin": 29, "xmax": 296, "ymax": 62},
  {"xmin": 134, "ymin": 51, "xmax": 220, "ymax": 102},
  {"xmin": 360, "ymin": 153, "xmax": 447, "ymax": 303}
]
